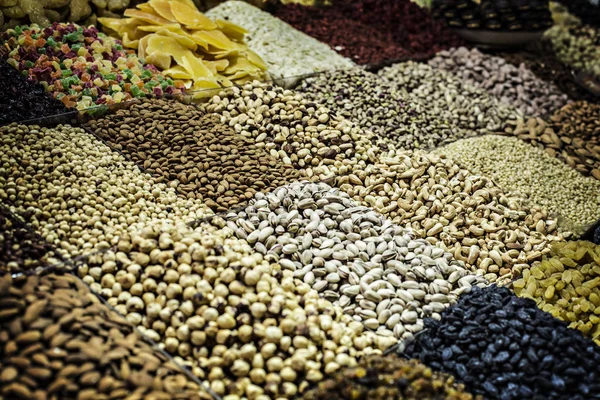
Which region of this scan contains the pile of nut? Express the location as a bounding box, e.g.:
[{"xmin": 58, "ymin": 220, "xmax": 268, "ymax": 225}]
[
  {"xmin": 0, "ymin": 123, "xmax": 210, "ymax": 256},
  {"xmin": 0, "ymin": 273, "xmax": 209, "ymax": 400},
  {"xmin": 77, "ymin": 219, "xmax": 394, "ymax": 399},
  {"xmin": 86, "ymin": 98, "xmax": 302, "ymax": 212}
]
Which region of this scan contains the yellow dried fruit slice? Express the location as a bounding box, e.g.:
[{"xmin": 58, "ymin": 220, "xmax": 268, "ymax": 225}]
[
  {"xmin": 146, "ymin": 51, "xmax": 172, "ymax": 70},
  {"xmin": 137, "ymin": 24, "xmax": 183, "ymax": 33},
  {"xmin": 191, "ymin": 78, "xmax": 221, "ymax": 91},
  {"xmin": 122, "ymin": 33, "xmax": 139, "ymax": 49},
  {"xmin": 99, "ymin": 17, "xmax": 139, "ymax": 36},
  {"xmin": 155, "ymin": 28, "xmax": 197, "ymax": 51},
  {"xmin": 124, "ymin": 9, "xmax": 172, "ymax": 26},
  {"xmin": 138, "ymin": 35, "xmax": 151, "ymax": 59},
  {"xmin": 246, "ymin": 48, "xmax": 268, "ymax": 70},
  {"xmin": 136, "ymin": 3, "xmax": 156, "ymax": 13},
  {"xmin": 193, "ymin": 30, "xmax": 238, "ymax": 50},
  {"xmin": 148, "ymin": 0, "xmax": 177, "ymax": 22},
  {"xmin": 163, "ymin": 65, "xmax": 192, "ymax": 80},
  {"xmin": 170, "ymin": 0, "xmax": 217, "ymax": 30},
  {"xmin": 215, "ymin": 19, "xmax": 247, "ymax": 41}
]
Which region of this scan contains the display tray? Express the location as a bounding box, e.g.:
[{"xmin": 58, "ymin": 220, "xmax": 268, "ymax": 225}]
[{"xmin": 455, "ymin": 29, "xmax": 546, "ymax": 49}]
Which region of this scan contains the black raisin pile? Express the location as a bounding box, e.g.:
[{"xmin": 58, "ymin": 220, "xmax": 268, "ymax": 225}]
[
  {"xmin": 0, "ymin": 58, "xmax": 67, "ymax": 126},
  {"xmin": 399, "ymin": 285, "xmax": 600, "ymax": 400}
]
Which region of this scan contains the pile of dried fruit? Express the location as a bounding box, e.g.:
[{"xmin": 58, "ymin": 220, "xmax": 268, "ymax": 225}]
[
  {"xmin": 0, "ymin": 273, "xmax": 210, "ymax": 400},
  {"xmin": 302, "ymin": 355, "xmax": 480, "ymax": 400},
  {"xmin": 99, "ymin": 0, "xmax": 268, "ymax": 93},
  {"xmin": 0, "ymin": 57, "xmax": 66, "ymax": 125},
  {"xmin": 514, "ymin": 241, "xmax": 600, "ymax": 346},
  {"xmin": 399, "ymin": 285, "xmax": 600, "ymax": 400},
  {"xmin": 1, "ymin": 23, "xmax": 184, "ymax": 110},
  {"xmin": 85, "ymin": 97, "xmax": 302, "ymax": 212}
]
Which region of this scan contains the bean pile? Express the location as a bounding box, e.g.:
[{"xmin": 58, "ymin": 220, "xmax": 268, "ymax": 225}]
[
  {"xmin": 0, "ymin": 123, "xmax": 210, "ymax": 256},
  {"xmin": 302, "ymin": 354, "xmax": 480, "ymax": 400},
  {"xmin": 379, "ymin": 61, "xmax": 523, "ymax": 138},
  {"xmin": 317, "ymin": 151, "xmax": 562, "ymax": 283},
  {"xmin": 200, "ymin": 81, "xmax": 378, "ymax": 181},
  {"xmin": 0, "ymin": 58, "xmax": 67, "ymax": 126},
  {"xmin": 400, "ymin": 285, "xmax": 600, "ymax": 400},
  {"xmin": 504, "ymin": 102, "xmax": 600, "ymax": 180},
  {"xmin": 514, "ymin": 241, "xmax": 600, "ymax": 346},
  {"xmin": 86, "ymin": 98, "xmax": 302, "ymax": 212},
  {"xmin": 435, "ymin": 135, "xmax": 600, "ymax": 226},
  {"xmin": 429, "ymin": 47, "xmax": 570, "ymax": 118},
  {"xmin": 78, "ymin": 219, "xmax": 393, "ymax": 399},
  {"xmin": 205, "ymin": 1, "xmax": 355, "ymax": 79},
  {"xmin": 225, "ymin": 181, "xmax": 488, "ymax": 340},
  {"xmin": 0, "ymin": 273, "xmax": 209, "ymax": 400},
  {"xmin": 0, "ymin": 206, "xmax": 63, "ymax": 275},
  {"xmin": 296, "ymin": 68, "xmax": 453, "ymax": 151}
]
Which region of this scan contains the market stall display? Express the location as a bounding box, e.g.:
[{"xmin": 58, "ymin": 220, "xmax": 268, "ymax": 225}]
[{"xmin": 1, "ymin": 1, "xmax": 600, "ymax": 400}]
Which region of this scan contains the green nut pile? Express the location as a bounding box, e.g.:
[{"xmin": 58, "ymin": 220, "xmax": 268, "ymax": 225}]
[
  {"xmin": 544, "ymin": 24, "xmax": 600, "ymax": 78},
  {"xmin": 514, "ymin": 241, "xmax": 600, "ymax": 346},
  {"xmin": 77, "ymin": 220, "xmax": 393, "ymax": 399},
  {"xmin": 86, "ymin": 98, "xmax": 302, "ymax": 213},
  {"xmin": 0, "ymin": 273, "xmax": 209, "ymax": 400},
  {"xmin": 302, "ymin": 354, "xmax": 480, "ymax": 400},
  {"xmin": 434, "ymin": 135, "xmax": 600, "ymax": 226},
  {"xmin": 0, "ymin": 123, "xmax": 210, "ymax": 257}
]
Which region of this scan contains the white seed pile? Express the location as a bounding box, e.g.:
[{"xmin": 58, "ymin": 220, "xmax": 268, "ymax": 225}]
[
  {"xmin": 0, "ymin": 123, "xmax": 210, "ymax": 256},
  {"xmin": 200, "ymin": 81, "xmax": 379, "ymax": 181},
  {"xmin": 78, "ymin": 220, "xmax": 393, "ymax": 400},
  {"xmin": 205, "ymin": 1, "xmax": 355, "ymax": 79},
  {"xmin": 225, "ymin": 181, "xmax": 488, "ymax": 340},
  {"xmin": 429, "ymin": 47, "xmax": 570, "ymax": 118},
  {"xmin": 435, "ymin": 135, "xmax": 600, "ymax": 226},
  {"xmin": 313, "ymin": 150, "xmax": 564, "ymax": 283},
  {"xmin": 379, "ymin": 61, "xmax": 523, "ymax": 136}
]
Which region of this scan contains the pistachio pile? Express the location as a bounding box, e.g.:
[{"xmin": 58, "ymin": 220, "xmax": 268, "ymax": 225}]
[
  {"xmin": 0, "ymin": 123, "xmax": 210, "ymax": 257},
  {"xmin": 296, "ymin": 68, "xmax": 454, "ymax": 151},
  {"xmin": 225, "ymin": 181, "xmax": 488, "ymax": 340},
  {"xmin": 77, "ymin": 219, "xmax": 393, "ymax": 399},
  {"xmin": 0, "ymin": 206, "xmax": 63, "ymax": 275},
  {"xmin": 544, "ymin": 24, "xmax": 600, "ymax": 78},
  {"xmin": 504, "ymin": 102, "xmax": 600, "ymax": 180},
  {"xmin": 379, "ymin": 61, "xmax": 523, "ymax": 138},
  {"xmin": 429, "ymin": 47, "xmax": 570, "ymax": 118},
  {"xmin": 85, "ymin": 98, "xmax": 302, "ymax": 212},
  {"xmin": 205, "ymin": 1, "xmax": 355, "ymax": 79},
  {"xmin": 315, "ymin": 151, "xmax": 563, "ymax": 283},
  {"xmin": 0, "ymin": 273, "xmax": 209, "ymax": 400},
  {"xmin": 200, "ymin": 81, "xmax": 379, "ymax": 181},
  {"xmin": 302, "ymin": 354, "xmax": 480, "ymax": 400},
  {"xmin": 435, "ymin": 135, "xmax": 600, "ymax": 226},
  {"xmin": 514, "ymin": 241, "xmax": 600, "ymax": 346}
]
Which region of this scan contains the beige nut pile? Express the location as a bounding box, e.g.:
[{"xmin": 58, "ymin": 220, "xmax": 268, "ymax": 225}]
[{"xmin": 77, "ymin": 219, "xmax": 394, "ymax": 399}]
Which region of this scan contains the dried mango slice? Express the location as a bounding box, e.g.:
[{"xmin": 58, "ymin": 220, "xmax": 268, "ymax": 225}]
[
  {"xmin": 137, "ymin": 24, "xmax": 183, "ymax": 33},
  {"xmin": 138, "ymin": 35, "xmax": 151, "ymax": 59},
  {"xmin": 170, "ymin": 0, "xmax": 217, "ymax": 30},
  {"xmin": 193, "ymin": 30, "xmax": 239, "ymax": 50},
  {"xmin": 246, "ymin": 48, "xmax": 268, "ymax": 70},
  {"xmin": 124, "ymin": 9, "xmax": 172, "ymax": 26},
  {"xmin": 191, "ymin": 78, "xmax": 221, "ymax": 91},
  {"xmin": 224, "ymin": 57, "xmax": 261, "ymax": 75},
  {"xmin": 148, "ymin": 0, "xmax": 177, "ymax": 22},
  {"xmin": 147, "ymin": 35, "xmax": 215, "ymax": 82},
  {"xmin": 122, "ymin": 32, "xmax": 140, "ymax": 49},
  {"xmin": 215, "ymin": 19, "xmax": 247, "ymax": 41},
  {"xmin": 155, "ymin": 28, "xmax": 197, "ymax": 51},
  {"xmin": 202, "ymin": 60, "xmax": 230, "ymax": 75},
  {"xmin": 136, "ymin": 3, "xmax": 156, "ymax": 13},
  {"xmin": 146, "ymin": 51, "xmax": 172, "ymax": 70},
  {"xmin": 99, "ymin": 17, "xmax": 139, "ymax": 36},
  {"xmin": 163, "ymin": 65, "xmax": 192, "ymax": 79}
]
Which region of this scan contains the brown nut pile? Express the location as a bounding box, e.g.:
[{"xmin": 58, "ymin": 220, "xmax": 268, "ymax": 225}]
[
  {"xmin": 302, "ymin": 354, "xmax": 480, "ymax": 400},
  {"xmin": 0, "ymin": 273, "xmax": 209, "ymax": 400},
  {"xmin": 0, "ymin": 205, "xmax": 63, "ymax": 275},
  {"xmin": 0, "ymin": 123, "xmax": 210, "ymax": 257},
  {"xmin": 504, "ymin": 102, "xmax": 600, "ymax": 180},
  {"xmin": 85, "ymin": 98, "xmax": 303, "ymax": 213},
  {"xmin": 77, "ymin": 220, "xmax": 393, "ymax": 399},
  {"xmin": 514, "ymin": 241, "xmax": 600, "ymax": 346},
  {"xmin": 200, "ymin": 81, "xmax": 380, "ymax": 182},
  {"xmin": 0, "ymin": 0, "xmax": 153, "ymax": 30},
  {"xmin": 315, "ymin": 150, "xmax": 564, "ymax": 283}
]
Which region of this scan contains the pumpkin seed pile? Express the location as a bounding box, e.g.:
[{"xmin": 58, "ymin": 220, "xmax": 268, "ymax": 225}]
[
  {"xmin": 514, "ymin": 241, "xmax": 600, "ymax": 346},
  {"xmin": 77, "ymin": 219, "xmax": 394, "ymax": 400},
  {"xmin": 399, "ymin": 285, "xmax": 600, "ymax": 400},
  {"xmin": 316, "ymin": 150, "xmax": 563, "ymax": 283},
  {"xmin": 302, "ymin": 354, "xmax": 480, "ymax": 400},
  {"xmin": 85, "ymin": 98, "xmax": 302, "ymax": 212},
  {"xmin": 0, "ymin": 273, "xmax": 209, "ymax": 400},
  {"xmin": 224, "ymin": 181, "xmax": 488, "ymax": 340},
  {"xmin": 435, "ymin": 135, "xmax": 600, "ymax": 226},
  {"xmin": 296, "ymin": 67, "xmax": 454, "ymax": 151},
  {"xmin": 205, "ymin": 1, "xmax": 355, "ymax": 79},
  {"xmin": 0, "ymin": 123, "xmax": 210, "ymax": 257},
  {"xmin": 379, "ymin": 61, "xmax": 523, "ymax": 137},
  {"xmin": 428, "ymin": 47, "xmax": 570, "ymax": 118},
  {"xmin": 0, "ymin": 205, "xmax": 63, "ymax": 275}
]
